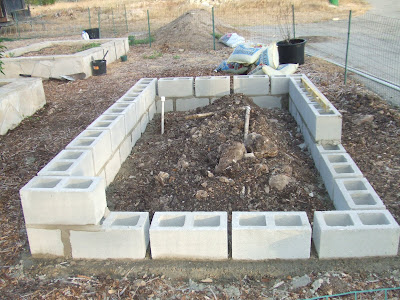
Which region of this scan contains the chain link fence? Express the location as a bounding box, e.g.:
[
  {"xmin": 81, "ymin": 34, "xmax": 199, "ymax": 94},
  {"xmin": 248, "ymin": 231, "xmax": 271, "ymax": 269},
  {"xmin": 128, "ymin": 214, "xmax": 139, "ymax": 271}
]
[{"xmin": 0, "ymin": 5, "xmax": 399, "ymax": 106}]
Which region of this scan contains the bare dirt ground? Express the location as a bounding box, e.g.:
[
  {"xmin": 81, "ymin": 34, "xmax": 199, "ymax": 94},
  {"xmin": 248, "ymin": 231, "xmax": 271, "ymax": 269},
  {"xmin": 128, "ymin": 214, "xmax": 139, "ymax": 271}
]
[{"xmin": 0, "ymin": 41, "xmax": 399, "ymax": 298}]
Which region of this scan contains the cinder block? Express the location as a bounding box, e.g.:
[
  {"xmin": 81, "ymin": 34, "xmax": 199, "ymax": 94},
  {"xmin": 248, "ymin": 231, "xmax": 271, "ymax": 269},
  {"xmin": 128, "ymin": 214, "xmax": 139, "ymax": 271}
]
[
  {"xmin": 149, "ymin": 101, "xmax": 156, "ymax": 121},
  {"xmin": 66, "ymin": 129, "xmax": 112, "ymax": 175},
  {"xmin": 289, "ymin": 77, "xmax": 342, "ymax": 143},
  {"xmin": 103, "ymin": 102, "xmax": 137, "ymax": 135},
  {"xmin": 70, "ymin": 212, "xmax": 149, "ymax": 259},
  {"xmin": 233, "ymin": 75, "xmax": 269, "ymax": 95},
  {"xmin": 319, "ymin": 152, "xmax": 363, "ymax": 199},
  {"xmin": 156, "ymin": 98, "xmax": 174, "ymax": 113},
  {"xmin": 158, "ymin": 77, "xmax": 194, "ymax": 97},
  {"xmin": 26, "ymin": 228, "xmax": 64, "ymax": 257},
  {"xmin": 140, "ymin": 112, "xmax": 149, "ymax": 133},
  {"xmin": 88, "ymin": 114, "xmax": 125, "ymax": 152},
  {"xmin": 251, "ymin": 96, "xmax": 282, "ymax": 109},
  {"xmin": 150, "ymin": 211, "xmax": 228, "ymax": 260},
  {"xmin": 195, "ymin": 76, "xmax": 230, "ymax": 97},
  {"xmin": 333, "ymin": 178, "xmax": 386, "ymax": 210},
  {"xmin": 313, "ymin": 210, "xmax": 400, "ymax": 258},
  {"xmin": 20, "ymin": 176, "xmax": 107, "ymax": 225},
  {"xmin": 105, "ymin": 150, "xmax": 121, "ymax": 186},
  {"xmin": 232, "ymin": 211, "xmax": 311, "ymax": 260},
  {"xmin": 176, "ymin": 97, "xmax": 209, "ymax": 111},
  {"xmin": 311, "ymin": 143, "xmax": 346, "ymax": 172},
  {"xmin": 38, "ymin": 149, "xmax": 94, "ymax": 177},
  {"xmin": 119, "ymin": 135, "xmax": 132, "ymax": 164},
  {"xmin": 131, "ymin": 124, "xmax": 141, "ymax": 147}
]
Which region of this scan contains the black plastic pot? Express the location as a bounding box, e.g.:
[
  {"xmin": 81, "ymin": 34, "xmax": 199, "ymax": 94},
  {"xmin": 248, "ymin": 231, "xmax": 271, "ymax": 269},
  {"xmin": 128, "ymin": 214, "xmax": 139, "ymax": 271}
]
[
  {"xmin": 84, "ymin": 28, "xmax": 100, "ymax": 39},
  {"xmin": 91, "ymin": 60, "xmax": 106, "ymax": 76},
  {"xmin": 277, "ymin": 38, "xmax": 307, "ymax": 65}
]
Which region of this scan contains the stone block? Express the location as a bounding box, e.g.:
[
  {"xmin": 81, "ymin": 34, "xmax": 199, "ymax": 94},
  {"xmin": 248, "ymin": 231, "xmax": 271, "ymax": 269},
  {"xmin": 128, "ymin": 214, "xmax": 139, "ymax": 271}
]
[
  {"xmin": 319, "ymin": 152, "xmax": 363, "ymax": 199},
  {"xmin": 251, "ymin": 96, "xmax": 282, "ymax": 109},
  {"xmin": 70, "ymin": 212, "xmax": 149, "ymax": 259},
  {"xmin": 150, "ymin": 211, "xmax": 228, "ymax": 260},
  {"xmin": 103, "ymin": 102, "xmax": 137, "ymax": 136},
  {"xmin": 233, "ymin": 75, "xmax": 269, "ymax": 95},
  {"xmin": 313, "ymin": 210, "xmax": 400, "ymax": 258},
  {"xmin": 333, "ymin": 178, "xmax": 386, "ymax": 210},
  {"xmin": 20, "ymin": 176, "xmax": 106, "ymax": 225},
  {"xmin": 195, "ymin": 76, "xmax": 230, "ymax": 97},
  {"xmin": 26, "ymin": 228, "xmax": 64, "ymax": 257},
  {"xmin": 105, "ymin": 150, "xmax": 121, "ymax": 186},
  {"xmin": 38, "ymin": 149, "xmax": 94, "ymax": 177},
  {"xmin": 158, "ymin": 77, "xmax": 194, "ymax": 97},
  {"xmin": 176, "ymin": 97, "xmax": 209, "ymax": 111},
  {"xmin": 232, "ymin": 211, "xmax": 311, "ymax": 260},
  {"xmin": 88, "ymin": 114, "xmax": 126, "ymax": 152},
  {"xmin": 66, "ymin": 129, "xmax": 112, "ymax": 175}
]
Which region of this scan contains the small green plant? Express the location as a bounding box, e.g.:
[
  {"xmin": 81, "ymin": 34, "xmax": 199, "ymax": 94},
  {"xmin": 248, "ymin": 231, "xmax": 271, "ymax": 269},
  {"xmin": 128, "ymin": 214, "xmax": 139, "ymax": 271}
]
[
  {"xmin": 143, "ymin": 51, "xmax": 162, "ymax": 59},
  {"xmin": 77, "ymin": 42, "xmax": 101, "ymax": 53},
  {"xmin": 173, "ymin": 55, "xmax": 180, "ymax": 59},
  {"xmin": 0, "ymin": 39, "xmax": 6, "ymax": 75},
  {"xmin": 129, "ymin": 35, "xmax": 155, "ymax": 46}
]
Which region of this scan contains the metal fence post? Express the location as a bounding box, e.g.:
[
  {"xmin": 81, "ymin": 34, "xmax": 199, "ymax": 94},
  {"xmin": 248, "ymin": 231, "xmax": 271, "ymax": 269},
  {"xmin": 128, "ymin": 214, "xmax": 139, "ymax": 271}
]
[
  {"xmin": 98, "ymin": 8, "xmax": 101, "ymax": 38},
  {"xmin": 212, "ymin": 7, "xmax": 216, "ymax": 50},
  {"xmin": 124, "ymin": 4, "xmax": 129, "ymax": 33},
  {"xmin": 292, "ymin": 4, "xmax": 296, "ymax": 39},
  {"xmin": 344, "ymin": 10, "xmax": 352, "ymax": 85},
  {"xmin": 88, "ymin": 7, "xmax": 91, "ymax": 28},
  {"xmin": 147, "ymin": 10, "xmax": 151, "ymax": 47}
]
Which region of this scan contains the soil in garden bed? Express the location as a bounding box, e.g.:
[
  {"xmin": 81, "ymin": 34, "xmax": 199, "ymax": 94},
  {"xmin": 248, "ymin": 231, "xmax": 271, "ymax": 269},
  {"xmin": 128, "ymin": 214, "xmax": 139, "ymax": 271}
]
[
  {"xmin": 19, "ymin": 43, "xmax": 101, "ymax": 57},
  {"xmin": 107, "ymin": 93, "xmax": 334, "ymax": 220}
]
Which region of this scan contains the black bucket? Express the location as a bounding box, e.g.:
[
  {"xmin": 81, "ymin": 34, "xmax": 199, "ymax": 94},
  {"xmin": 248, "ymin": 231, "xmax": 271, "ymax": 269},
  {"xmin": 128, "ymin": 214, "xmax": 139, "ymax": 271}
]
[
  {"xmin": 277, "ymin": 39, "xmax": 307, "ymax": 65},
  {"xmin": 91, "ymin": 60, "xmax": 106, "ymax": 76},
  {"xmin": 84, "ymin": 28, "xmax": 100, "ymax": 39}
]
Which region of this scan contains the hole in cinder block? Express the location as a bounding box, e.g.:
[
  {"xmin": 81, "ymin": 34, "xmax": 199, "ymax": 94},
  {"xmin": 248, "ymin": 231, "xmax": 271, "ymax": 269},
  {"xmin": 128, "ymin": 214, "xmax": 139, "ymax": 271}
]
[
  {"xmin": 32, "ymin": 178, "xmax": 61, "ymax": 188},
  {"xmin": 239, "ymin": 215, "xmax": 266, "ymax": 226},
  {"xmin": 328, "ymin": 155, "xmax": 348, "ymax": 163},
  {"xmin": 321, "ymin": 144, "xmax": 341, "ymax": 151},
  {"xmin": 109, "ymin": 108, "xmax": 124, "ymax": 114},
  {"xmin": 112, "ymin": 215, "xmax": 140, "ymax": 226},
  {"xmin": 351, "ymin": 193, "xmax": 377, "ymax": 205},
  {"xmin": 324, "ymin": 214, "xmax": 354, "ymax": 227},
  {"xmin": 60, "ymin": 151, "xmax": 82, "ymax": 160},
  {"xmin": 82, "ymin": 131, "xmax": 101, "ymax": 138},
  {"xmin": 333, "ymin": 165, "xmax": 355, "ymax": 174},
  {"xmin": 193, "ymin": 215, "xmax": 220, "ymax": 227},
  {"xmin": 93, "ymin": 121, "xmax": 112, "ymax": 128},
  {"xmin": 48, "ymin": 161, "xmax": 73, "ymax": 172},
  {"xmin": 275, "ymin": 215, "xmax": 302, "ymax": 226},
  {"xmin": 159, "ymin": 215, "xmax": 185, "ymax": 227},
  {"xmin": 358, "ymin": 213, "xmax": 389, "ymax": 225},
  {"xmin": 344, "ymin": 180, "xmax": 367, "ymax": 191},
  {"xmin": 74, "ymin": 139, "xmax": 94, "ymax": 147},
  {"xmin": 64, "ymin": 179, "xmax": 92, "ymax": 189}
]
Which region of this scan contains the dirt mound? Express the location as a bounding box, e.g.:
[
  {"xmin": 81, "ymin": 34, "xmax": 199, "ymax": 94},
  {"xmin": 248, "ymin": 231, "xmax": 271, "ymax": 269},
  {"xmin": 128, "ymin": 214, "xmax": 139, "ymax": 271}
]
[{"xmin": 154, "ymin": 9, "xmax": 244, "ymax": 50}]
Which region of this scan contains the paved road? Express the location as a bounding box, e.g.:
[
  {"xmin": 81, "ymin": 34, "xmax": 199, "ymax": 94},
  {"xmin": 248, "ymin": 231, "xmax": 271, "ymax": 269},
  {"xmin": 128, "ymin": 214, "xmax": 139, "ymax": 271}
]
[{"xmin": 245, "ymin": 0, "xmax": 400, "ymax": 106}]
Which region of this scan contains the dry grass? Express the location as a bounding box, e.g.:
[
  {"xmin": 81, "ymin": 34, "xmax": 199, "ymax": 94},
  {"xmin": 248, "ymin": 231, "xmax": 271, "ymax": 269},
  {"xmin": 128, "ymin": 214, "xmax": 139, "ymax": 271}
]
[{"xmin": 31, "ymin": 0, "xmax": 369, "ymax": 27}]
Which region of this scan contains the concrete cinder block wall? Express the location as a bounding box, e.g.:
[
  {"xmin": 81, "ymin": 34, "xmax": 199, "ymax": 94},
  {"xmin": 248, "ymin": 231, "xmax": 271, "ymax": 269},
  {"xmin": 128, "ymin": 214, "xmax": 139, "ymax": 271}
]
[
  {"xmin": 150, "ymin": 212, "xmax": 228, "ymax": 260},
  {"xmin": 21, "ymin": 75, "xmax": 398, "ymax": 260},
  {"xmin": 1, "ymin": 39, "xmax": 129, "ymax": 79},
  {"xmin": 313, "ymin": 210, "xmax": 400, "ymax": 258},
  {"xmin": 0, "ymin": 78, "xmax": 46, "ymax": 135},
  {"xmin": 232, "ymin": 211, "xmax": 311, "ymax": 260}
]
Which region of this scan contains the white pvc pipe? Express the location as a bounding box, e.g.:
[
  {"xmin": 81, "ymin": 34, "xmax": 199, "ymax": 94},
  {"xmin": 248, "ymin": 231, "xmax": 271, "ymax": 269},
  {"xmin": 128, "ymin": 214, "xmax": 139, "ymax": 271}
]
[
  {"xmin": 161, "ymin": 96, "xmax": 165, "ymax": 135},
  {"xmin": 244, "ymin": 106, "xmax": 251, "ymax": 141}
]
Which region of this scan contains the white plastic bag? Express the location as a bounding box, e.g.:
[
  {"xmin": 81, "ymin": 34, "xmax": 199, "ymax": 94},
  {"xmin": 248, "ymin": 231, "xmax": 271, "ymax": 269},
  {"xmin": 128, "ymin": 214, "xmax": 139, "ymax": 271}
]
[
  {"xmin": 219, "ymin": 33, "xmax": 245, "ymax": 48},
  {"xmin": 227, "ymin": 44, "xmax": 266, "ymax": 65},
  {"xmin": 262, "ymin": 63, "xmax": 299, "ymax": 76}
]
